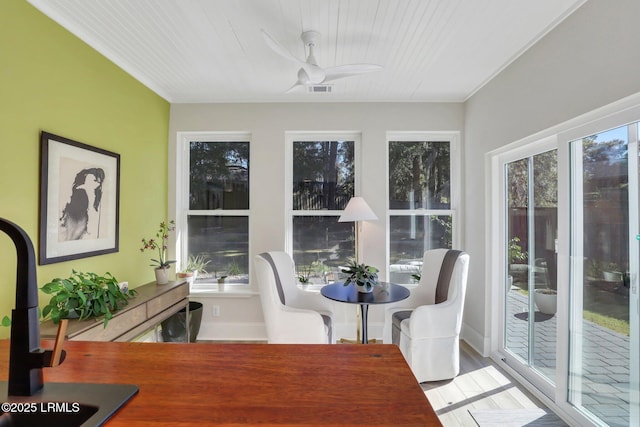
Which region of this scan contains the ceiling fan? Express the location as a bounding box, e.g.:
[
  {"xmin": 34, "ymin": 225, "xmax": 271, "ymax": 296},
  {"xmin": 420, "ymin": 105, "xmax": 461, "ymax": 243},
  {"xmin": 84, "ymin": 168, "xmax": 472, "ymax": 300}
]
[{"xmin": 261, "ymin": 29, "xmax": 383, "ymax": 92}]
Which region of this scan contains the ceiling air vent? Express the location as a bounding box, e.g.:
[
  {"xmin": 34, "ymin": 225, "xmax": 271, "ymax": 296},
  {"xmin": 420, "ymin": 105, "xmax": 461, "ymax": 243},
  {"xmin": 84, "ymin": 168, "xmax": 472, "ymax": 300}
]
[{"xmin": 307, "ymin": 85, "xmax": 333, "ymax": 93}]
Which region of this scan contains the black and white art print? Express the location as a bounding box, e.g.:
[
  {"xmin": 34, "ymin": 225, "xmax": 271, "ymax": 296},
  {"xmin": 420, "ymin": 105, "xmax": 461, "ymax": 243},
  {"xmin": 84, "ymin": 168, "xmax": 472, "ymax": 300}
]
[{"xmin": 39, "ymin": 131, "xmax": 120, "ymax": 264}]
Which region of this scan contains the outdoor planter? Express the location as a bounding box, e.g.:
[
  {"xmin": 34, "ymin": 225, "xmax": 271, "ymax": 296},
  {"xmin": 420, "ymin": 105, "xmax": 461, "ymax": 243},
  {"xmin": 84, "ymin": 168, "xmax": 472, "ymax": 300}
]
[{"xmin": 534, "ymin": 289, "xmax": 557, "ymax": 315}]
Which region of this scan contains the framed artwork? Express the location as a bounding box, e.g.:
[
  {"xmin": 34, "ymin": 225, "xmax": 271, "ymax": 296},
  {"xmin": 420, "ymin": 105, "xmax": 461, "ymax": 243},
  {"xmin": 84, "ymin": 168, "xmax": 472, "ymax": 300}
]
[{"xmin": 39, "ymin": 131, "xmax": 120, "ymax": 264}]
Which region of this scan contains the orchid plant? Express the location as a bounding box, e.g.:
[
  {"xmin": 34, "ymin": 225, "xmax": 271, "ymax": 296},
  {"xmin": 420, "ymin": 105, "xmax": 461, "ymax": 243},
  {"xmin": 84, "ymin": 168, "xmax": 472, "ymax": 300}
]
[{"xmin": 140, "ymin": 220, "xmax": 176, "ymax": 269}]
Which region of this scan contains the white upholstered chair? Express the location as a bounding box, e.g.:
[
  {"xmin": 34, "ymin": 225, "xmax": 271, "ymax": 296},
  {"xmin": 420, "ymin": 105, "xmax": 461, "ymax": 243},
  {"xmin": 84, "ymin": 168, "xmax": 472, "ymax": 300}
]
[
  {"xmin": 383, "ymin": 249, "xmax": 470, "ymax": 382},
  {"xmin": 254, "ymin": 251, "xmax": 334, "ymax": 344}
]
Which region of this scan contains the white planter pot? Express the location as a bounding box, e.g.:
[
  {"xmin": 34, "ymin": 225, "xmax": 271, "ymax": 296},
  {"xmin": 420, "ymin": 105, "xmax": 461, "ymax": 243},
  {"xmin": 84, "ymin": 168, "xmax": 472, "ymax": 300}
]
[
  {"xmin": 534, "ymin": 289, "xmax": 557, "ymax": 315},
  {"xmin": 155, "ymin": 267, "xmax": 170, "ymax": 285},
  {"xmin": 356, "ymin": 283, "xmax": 373, "ymax": 293}
]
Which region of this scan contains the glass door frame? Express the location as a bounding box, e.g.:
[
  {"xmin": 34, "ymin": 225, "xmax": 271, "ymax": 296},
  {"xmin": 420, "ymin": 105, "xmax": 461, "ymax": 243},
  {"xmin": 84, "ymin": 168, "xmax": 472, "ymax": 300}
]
[
  {"xmin": 565, "ymin": 121, "xmax": 640, "ymax": 426},
  {"xmin": 492, "ymin": 136, "xmax": 560, "ymax": 401}
]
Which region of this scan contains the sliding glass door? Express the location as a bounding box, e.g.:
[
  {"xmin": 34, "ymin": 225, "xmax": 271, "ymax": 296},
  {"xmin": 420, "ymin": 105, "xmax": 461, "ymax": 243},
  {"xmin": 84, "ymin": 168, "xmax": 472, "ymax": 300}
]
[
  {"xmin": 504, "ymin": 149, "xmax": 558, "ymax": 387},
  {"xmin": 495, "ymin": 108, "xmax": 640, "ymax": 426},
  {"xmin": 569, "ymin": 124, "xmax": 639, "ymax": 426}
]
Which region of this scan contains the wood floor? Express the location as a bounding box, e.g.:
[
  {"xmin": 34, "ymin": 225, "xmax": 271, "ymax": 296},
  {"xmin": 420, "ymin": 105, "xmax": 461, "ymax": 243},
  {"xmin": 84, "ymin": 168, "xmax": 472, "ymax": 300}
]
[{"xmin": 421, "ymin": 340, "xmax": 559, "ymax": 426}]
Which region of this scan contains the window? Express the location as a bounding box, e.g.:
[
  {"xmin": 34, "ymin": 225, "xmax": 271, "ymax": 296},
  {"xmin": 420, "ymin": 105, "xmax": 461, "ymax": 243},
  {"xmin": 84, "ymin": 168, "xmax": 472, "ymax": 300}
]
[
  {"xmin": 177, "ymin": 133, "xmax": 250, "ymax": 284},
  {"xmin": 286, "ymin": 133, "xmax": 360, "ymax": 285},
  {"xmin": 387, "ymin": 133, "xmax": 459, "ymax": 284}
]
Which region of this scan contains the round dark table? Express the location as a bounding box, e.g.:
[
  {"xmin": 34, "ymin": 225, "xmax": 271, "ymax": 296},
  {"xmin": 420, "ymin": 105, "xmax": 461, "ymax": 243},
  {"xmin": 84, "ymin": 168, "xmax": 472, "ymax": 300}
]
[{"xmin": 321, "ymin": 282, "xmax": 410, "ymax": 344}]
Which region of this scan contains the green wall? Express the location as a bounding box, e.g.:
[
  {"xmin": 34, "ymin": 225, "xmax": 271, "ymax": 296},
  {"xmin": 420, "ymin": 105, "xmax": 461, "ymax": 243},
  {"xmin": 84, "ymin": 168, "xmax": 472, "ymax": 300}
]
[{"xmin": 0, "ymin": 0, "xmax": 170, "ymax": 338}]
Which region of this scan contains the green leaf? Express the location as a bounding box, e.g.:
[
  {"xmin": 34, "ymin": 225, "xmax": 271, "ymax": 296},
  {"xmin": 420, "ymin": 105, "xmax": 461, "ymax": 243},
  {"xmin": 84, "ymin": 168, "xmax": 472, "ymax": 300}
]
[
  {"xmin": 77, "ymin": 289, "xmax": 87, "ymax": 305},
  {"xmin": 1, "ymin": 315, "xmax": 11, "ymax": 327},
  {"xmin": 62, "ymin": 279, "xmax": 74, "ymax": 292},
  {"xmin": 51, "ymin": 309, "xmax": 61, "ymax": 324},
  {"xmin": 41, "ymin": 282, "xmax": 62, "ymax": 294},
  {"xmin": 67, "ymin": 298, "xmax": 79, "ymax": 311}
]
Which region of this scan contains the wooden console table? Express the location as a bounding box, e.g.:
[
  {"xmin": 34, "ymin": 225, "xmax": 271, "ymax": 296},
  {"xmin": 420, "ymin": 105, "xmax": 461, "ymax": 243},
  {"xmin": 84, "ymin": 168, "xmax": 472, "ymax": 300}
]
[{"xmin": 40, "ymin": 281, "xmax": 189, "ymax": 342}]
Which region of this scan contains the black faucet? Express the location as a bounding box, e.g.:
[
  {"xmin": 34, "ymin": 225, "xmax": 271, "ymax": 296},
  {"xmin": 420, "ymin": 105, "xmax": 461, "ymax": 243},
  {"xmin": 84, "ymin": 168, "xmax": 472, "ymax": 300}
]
[{"xmin": 0, "ymin": 218, "xmax": 63, "ymax": 396}]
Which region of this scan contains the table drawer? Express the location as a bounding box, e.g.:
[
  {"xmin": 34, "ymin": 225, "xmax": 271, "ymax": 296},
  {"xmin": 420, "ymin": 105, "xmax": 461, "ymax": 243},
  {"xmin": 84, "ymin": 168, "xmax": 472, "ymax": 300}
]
[
  {"xmin": 146, "ymin": 283, "xmax": 188, "ymax": 318},
  {"xmin": 74, "ymin": 304, "xmax": 148, "ymax": 341}
]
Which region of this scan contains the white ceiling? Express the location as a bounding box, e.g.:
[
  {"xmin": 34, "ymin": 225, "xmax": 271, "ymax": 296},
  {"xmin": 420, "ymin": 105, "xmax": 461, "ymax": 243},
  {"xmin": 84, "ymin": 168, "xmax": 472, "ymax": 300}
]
[{"xmin": 27, "ymin": 0, "xmax": 586, "ymax": 103}]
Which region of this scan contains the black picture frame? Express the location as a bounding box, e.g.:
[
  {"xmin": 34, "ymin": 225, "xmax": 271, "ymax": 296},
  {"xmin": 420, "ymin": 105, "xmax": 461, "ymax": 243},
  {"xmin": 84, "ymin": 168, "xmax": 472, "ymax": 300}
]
[{"xmin": 39, "ymin": 131, "xmax": 120, "ymax": 265}]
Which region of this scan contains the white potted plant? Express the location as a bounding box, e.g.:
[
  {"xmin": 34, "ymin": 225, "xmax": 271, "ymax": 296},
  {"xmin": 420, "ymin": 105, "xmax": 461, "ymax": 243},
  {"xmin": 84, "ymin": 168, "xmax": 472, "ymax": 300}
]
[
  {"xmin": 534, "ymin": 288, "xmax": 557, "ymax": 315},
  {"xmin": 140, "ymin": 220, "xmax": 176, "ymax": 285},
  {"xmin": 340, "ymin": 259, "xmax": 379, "ymax": 293}
]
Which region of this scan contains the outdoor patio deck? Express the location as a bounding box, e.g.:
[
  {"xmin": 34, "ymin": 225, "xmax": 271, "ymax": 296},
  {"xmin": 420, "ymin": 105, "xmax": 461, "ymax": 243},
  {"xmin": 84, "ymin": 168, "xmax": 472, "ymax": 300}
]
[{"xmin": 506, "ymin": 290, "xmax": 630, "ymax": 426}]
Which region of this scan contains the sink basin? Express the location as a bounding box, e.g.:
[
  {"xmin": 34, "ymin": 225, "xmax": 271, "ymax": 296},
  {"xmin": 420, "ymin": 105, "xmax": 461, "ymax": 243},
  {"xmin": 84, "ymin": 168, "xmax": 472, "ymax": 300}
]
[{"xmin": 0, "ymin": 382, "xmax": 138, "ymax": 427}]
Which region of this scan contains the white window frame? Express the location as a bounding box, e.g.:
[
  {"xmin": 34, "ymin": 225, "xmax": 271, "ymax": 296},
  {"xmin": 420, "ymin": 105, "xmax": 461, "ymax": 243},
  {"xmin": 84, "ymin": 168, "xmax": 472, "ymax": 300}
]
[
  {"xmin": 385, "ymin": 131, "xmax": 461, "ymax": 282},
  {"xmin": 284, "ymin": 131, "xmax": 362, "ymax": 256},
  {"xmin": 174, "ymin": 131, "xmax": 251, "ymax": 285}
]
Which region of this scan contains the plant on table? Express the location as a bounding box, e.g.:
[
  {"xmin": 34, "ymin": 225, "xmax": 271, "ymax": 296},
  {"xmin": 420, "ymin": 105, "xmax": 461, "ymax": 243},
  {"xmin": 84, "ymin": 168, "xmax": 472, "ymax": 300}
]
[
  {"xmin": 140, "ymin": 220, "xmax": 176, "ymax": 269},
  {"xmin": 40, "ymin": 270, "xmax": 137, "ymax": 328},
  {"xmin": 340, "ymin": 259, "xmax": 379, "ymax": 292}
]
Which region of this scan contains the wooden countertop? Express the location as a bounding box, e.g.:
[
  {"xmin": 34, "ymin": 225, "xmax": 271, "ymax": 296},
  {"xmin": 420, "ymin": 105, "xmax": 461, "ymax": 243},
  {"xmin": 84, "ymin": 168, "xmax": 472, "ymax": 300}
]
[{"xmin": 0, "ymin": 340, "xmax": 441, "ymax": 426}]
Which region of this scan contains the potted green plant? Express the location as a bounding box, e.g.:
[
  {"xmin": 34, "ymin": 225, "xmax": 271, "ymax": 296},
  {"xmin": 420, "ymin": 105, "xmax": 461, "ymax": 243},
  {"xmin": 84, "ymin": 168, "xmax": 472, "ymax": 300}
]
[
  {"xmin": 140, "ymin": 220, "xmax": 176, "ymax": 285},
  {"xmin": 176, "ymin": 269, "xmax": 195, "ymax": 286},
  {"xmin": 340, "ymin": 259, "xmax": 379, "ymax": 293},
  {"xmin": 508, "ymin": 236, "xmax": 529, "ymax": 285},
  {"xmin": 178, "ymin": 254, "xmax": 211, "ymax": 287},
  {"xmin": 40, "ymin": 270, "xmax": 137, "ymax": 328},
  {"xmin": 186, "ymin": 254, "xmax": 210, "ymax": 279},
  {"xmin": 509, "ymin": 237, "xmax": 527, "ymax": 262},
  {"xmin": 297, "ymin": 273, "xmax": 310, "ymax": 285},
  {"xmin": 297, "ymin": 264, "xmax": 312, "ymax": 285}
]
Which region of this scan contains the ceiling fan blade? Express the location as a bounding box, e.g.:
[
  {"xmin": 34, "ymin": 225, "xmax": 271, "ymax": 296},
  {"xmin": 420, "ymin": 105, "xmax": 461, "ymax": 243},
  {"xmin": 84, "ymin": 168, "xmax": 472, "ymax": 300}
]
[
  {"xmin": 285, "ymin": 82, "xmax": 304, "ymax": 93},
  {"xmin": 261, "ymin": 29, "xmax": 303, "ymax": 64},
  {"xmin": 323, "ymin": 64, "xmax": 383, "ymax": 82},
  {"xmin": 283, "ymin": 69, "xmax": 310, "ymax": 93}
]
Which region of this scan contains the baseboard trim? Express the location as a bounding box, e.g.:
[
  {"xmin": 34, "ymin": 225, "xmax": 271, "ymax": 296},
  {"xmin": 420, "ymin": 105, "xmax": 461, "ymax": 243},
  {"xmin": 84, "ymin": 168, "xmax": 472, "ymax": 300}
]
[
  {"xmin": 461, "ymin": 322, "xmax": 489, "ymax": 356},
  {"xmin": 197, "ymin": 321, "xmax": 266, "ymax": 342}
]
